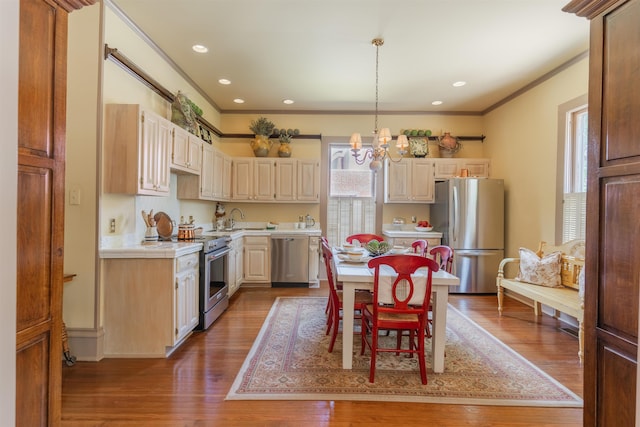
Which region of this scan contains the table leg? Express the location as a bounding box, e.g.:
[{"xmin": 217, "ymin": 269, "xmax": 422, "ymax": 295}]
[
  {"xmin": 342, "ymin": 282, "xmax": 356, "ymax": 369},
  {"xmin": 431, "ymin": 286, "xmax": 448, "ymax": 373}
]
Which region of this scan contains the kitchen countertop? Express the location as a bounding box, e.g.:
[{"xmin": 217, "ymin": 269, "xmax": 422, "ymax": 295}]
[
  {"xmin": 99, "ymin": 241, "xmax": 203, "ymax": 259},
  {"xmin": 382, "ymin": 230, "xmax": 443, "ymax": 238},
  {"xmin": 100, "ymin": 225, "xmax": 322, "ymax": 259}
]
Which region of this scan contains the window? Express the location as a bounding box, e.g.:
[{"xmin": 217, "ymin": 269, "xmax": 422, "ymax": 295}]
[
  {"xmin": 562, "ymin": 104, "xmax": 588, "ymax": 242},
  {"xmin": 326, "ymin": 145, "xmax": 376, "ymax": 245}
]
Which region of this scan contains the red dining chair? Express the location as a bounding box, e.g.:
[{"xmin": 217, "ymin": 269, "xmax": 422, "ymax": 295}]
[
  {"xmin": 321, "ymin": 240, "xmax": 372, "ymax": 353},
  {"xmin": 411, "ymin": 239, "xmax": 428, "ymax": 256},
  {"xmin": 429, "ymin": 245, "xmax": 454, "ymax": 273},
  {"xmin": 345, "ymin": 234, "xmax": 384, "ymax": 246},
  {"xmin": 423, "ymin": 245, "xmax": 454, "ymax": 337},
  {"xmin": 360, "ymin": 254, "xmax": 439, "ymax": 384}
]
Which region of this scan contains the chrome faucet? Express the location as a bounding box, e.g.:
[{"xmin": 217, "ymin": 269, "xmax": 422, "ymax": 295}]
[{"xmin": 228, "ymin": 207, "xmax": 245, "ymax": 229}]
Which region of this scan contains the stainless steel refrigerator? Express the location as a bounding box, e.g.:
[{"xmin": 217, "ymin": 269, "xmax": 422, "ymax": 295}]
[{"xmin": 431, "ymin": 178, "xmax": 504, "ymax": 293}]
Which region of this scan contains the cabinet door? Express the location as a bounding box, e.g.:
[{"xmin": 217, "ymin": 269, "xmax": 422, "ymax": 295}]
[
  {"xmin": 232, "ymin": 158, "xmax": 253, "ymax": 200},
  {"xmin": 254, "ymin": 159, "xmax": 276, "ymax": 201},
  {"xmin": 171, "ymin": 126, "xmax": 190, "ymax": 170},
  {"xmin": 171, "ymin": 126, "xmax": 201, "ymax": 174},
  {"xmin": 200, "ymin": 143, "xmax": 214, "ymax": 198},
  {"xmin": 308, "ymin": 236, "xmax": 320, "ymax": 284},
  {"xmin": 222, "ymin": 155, "xmax": 232, "ymax": 200},
  {"xmin": 462, "ymin": 159, "xmax": 490, "ymax": 177},
  {"xmin": 235, "ymin": 239, "xmax": 244, "ymax": 285},
  {"xmin": 275, "ymin": 159, "xmax": 296, "ymax": 201},
  {"xmin": 385, "ymin": 160, "xmax": 411, "ymax": 202},
  {"xmin": 433, "ymin": 159, "xmax": 460, "ymax": 179},
  {"xmin": 244, "ymin": 236, "xmax": 270, "ymax": 282},
  {"xmin": 187, "ymin": 136, "xmax": 202, "ymax": 174},
  {"xmin": 211, "ymin": 147, "xmax": 223, "ymax": 199},
  {"xmin": 156, "ymin": 119, "xmax": 172, "ymax": 193},
  {"xmin": 297, "ymin": 159, "xmax": 320, "ymax": 202},
  {"xmin": 140, "ymin": 110, "xmax": 161, "ymax": 192},
  {"xmin": 411, "ymin": 159, "xmax": 435, "ymax": 202},
  {"xmin": 174, "ymin": 255, "xmax": 199, "ymax": 344}
]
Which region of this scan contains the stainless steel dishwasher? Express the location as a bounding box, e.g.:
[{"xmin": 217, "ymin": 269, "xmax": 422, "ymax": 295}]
[{"xmin": 271, "ymin": 235, "xmax": 309, "ymax": 286}]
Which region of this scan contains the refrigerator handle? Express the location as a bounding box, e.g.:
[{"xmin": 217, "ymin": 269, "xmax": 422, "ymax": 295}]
[{"xmin": 452, "ymin": 184, "xmax": 458, "ymax": 243}]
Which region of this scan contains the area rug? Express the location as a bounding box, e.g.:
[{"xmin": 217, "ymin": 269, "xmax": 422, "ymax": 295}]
[{"xmin": 226, "ymin": 297, "xmax": 583, "ymax": 407}]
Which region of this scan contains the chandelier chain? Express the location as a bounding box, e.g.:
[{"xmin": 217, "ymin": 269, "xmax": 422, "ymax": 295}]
[{"xmin": 373, "ymin": 38, "xmax": 381, "ymax": 134}]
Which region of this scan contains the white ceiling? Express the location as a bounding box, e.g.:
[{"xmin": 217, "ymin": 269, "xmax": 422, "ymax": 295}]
[{"xmin": 110, "ymin": 0, "xmax": 589, "ymax": 114}]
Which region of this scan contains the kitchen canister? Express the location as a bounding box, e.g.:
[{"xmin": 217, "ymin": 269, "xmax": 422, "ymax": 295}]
[{"xmin": 144, "ymin": 226, "xmax": 158, "ymax": 242}]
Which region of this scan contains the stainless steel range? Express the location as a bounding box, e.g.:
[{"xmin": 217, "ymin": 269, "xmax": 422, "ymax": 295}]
[{"xmin": 196, "ymin": 235, "xmax": 231, "ymax": 330}]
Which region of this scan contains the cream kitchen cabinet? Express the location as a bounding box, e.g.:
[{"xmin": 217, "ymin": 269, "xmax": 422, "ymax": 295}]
[
  {"xmin": 232, "ymin": 158, "xmax": 276, "ymax": 201},
  {"xmin": 433, "ymin": 158, "xmax": 490, "ymax": 180},
  {"xmin": 177, "ymin": 144, "xmax": 231, "ymax": 201},
  {"xmin": 296, "ymin": 159, "xmax": 320, "ymax": 202},
  {"xmin": 243, "ymin": 235, "xmax": 270, "ymax": 283},
  {"xmin": 384, "ymin": 158, "xmax": 435, "ymax": 203},
  {"xmin": 104, "ymin": 104, "xmax": 171, "ymax": 196},
  {"xmin": 308, "ymin": 236, "xmax": 320, "ymax": 286},
  {"xmin": 210, "ymin": 147, "xmax": 231, "ymax": 200},
  {"xmin": 174, "ymin": 252, "xmax": 200, "ymax": 343},
  {"xmin": 227, "ymin": 236, "xmax": 243, "ymax": 297},
  {"xmin": 171, "ymin": 125, "xmax": 202, "ymax": 174},
  {"xmin": 274, "ymin": 159, "xmax": 296, "ymax": 201},
  {"xmin": 103, "ymin": 250, "xmax": 200, "ymax": 357}
]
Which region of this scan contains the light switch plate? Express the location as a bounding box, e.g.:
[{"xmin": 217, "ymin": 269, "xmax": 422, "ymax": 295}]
[{"xmin": 70, "ymin": 188, "xmax": 81, "ymax": 205}]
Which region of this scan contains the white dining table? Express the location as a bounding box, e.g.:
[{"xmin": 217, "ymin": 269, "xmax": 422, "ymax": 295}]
[{"xmin": 334, "ymin": 251, "xmax": 460, "ymax": 372}]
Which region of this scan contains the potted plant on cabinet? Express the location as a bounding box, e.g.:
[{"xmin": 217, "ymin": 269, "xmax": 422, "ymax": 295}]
[
  {"xmin": 249, "ymin": 117, "xmax": 276, "ymax": 157},
  {"xmin": 273, "ymin": 128, "xmax": 299, "ymax": 157}
]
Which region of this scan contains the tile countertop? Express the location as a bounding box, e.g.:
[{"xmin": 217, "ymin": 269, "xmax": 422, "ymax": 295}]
[
  {"xmin": 100, "ymin": 223, "xmax": 322, "ymax": 259},
  {"xmin": 99, "ymin": 241, "xmax": 203, "ymax": 259}
]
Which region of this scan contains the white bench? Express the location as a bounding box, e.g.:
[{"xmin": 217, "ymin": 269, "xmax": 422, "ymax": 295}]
[{"xmin": 496, "ymin": 240, "xmax": 585, "ymax": 364}]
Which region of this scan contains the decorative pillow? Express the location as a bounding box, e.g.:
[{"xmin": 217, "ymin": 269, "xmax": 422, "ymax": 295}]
[{"xmin": 516, "ymin": 248, "xmax": 562, "ymax": 287}]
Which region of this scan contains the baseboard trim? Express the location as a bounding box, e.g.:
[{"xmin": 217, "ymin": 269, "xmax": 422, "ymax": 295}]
[{"xmin": 66, "ymin": 327, "xmax": 105, "ymax": 362}]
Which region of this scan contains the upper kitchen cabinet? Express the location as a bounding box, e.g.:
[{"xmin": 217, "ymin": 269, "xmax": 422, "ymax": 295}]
[
  {"xmin": 232, "ymin": 158, "xmax": 276, "ymax": 201},
  {"xmin": 171, "ymin": 125, "xmax": 202, "ymax": 175},
  {"xmin": 385, "ymin": 158, "xmax": 435, "ymax": 203},
  {"xmin": 177, "ymin": 143, "xmax": 231, "ymax": 201},
  {"xmin": 104, "ymin": 104, "xmax": 171, "ymax": 196},
  {"xmin": 274, "ymin": 159, "xmax": 320, "ymax": 202},
  {"xmin": 433, "ymin": 158, "xmax": 490, "ymax": 180},
  {"xmin": 296, "ymin": 159, "xmax": 320, "ymax": 202}
]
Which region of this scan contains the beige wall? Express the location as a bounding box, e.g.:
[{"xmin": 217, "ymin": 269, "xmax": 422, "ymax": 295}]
[
  {"xmin": 64, "ymin": 4, "xmax": 101, "ymax": 328},
  {"xmin": 484, "ymin": 57, "xmax": 589, "ymax": 260}
]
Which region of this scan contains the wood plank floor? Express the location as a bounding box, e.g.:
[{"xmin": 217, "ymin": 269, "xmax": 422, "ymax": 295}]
[{"xmin": 61, "ymin": 283, "xmax": 583, "ymax": 426}]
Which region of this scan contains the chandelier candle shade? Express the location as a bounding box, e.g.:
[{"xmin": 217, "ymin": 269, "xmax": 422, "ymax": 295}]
[{"xmin": 350, "ymin": 38, "xmax": 407, "ymax": 171}]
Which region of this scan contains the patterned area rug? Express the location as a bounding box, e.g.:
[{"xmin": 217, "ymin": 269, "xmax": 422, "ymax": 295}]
[{"xmin": 226, "ymin": 297, "xmax": 583, "ymax": 406}]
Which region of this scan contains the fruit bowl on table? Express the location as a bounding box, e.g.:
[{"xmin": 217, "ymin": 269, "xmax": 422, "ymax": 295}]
[{"xmin": 415, "ymin": 226, "xmax": 433, "ymax": 232}]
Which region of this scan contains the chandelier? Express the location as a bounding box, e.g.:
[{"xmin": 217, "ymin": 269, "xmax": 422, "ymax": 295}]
[{"xmin": 350, "ymin": 38, "xmax": 408, "ymax": 172}]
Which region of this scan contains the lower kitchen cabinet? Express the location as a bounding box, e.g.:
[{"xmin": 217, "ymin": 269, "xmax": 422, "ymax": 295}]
[
  {"xmin": 308, "ymin": 236, "xmax": 320, "ymax": 286},
  {"xmin": 243, "ymin": 235, "xmax": 270, "ymax": 284},
  {"xmin": 227, "ymin": 236, "xmax": 243, "ymax": 296},
  {"xmin": 103, "ymin": 251, "xmax": 200, "ymax": 357}
]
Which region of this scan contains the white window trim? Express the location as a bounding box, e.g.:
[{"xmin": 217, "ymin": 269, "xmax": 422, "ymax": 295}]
[{"xmin": 555, "ymin": 94, "xmax": 588, "ymax": 244}]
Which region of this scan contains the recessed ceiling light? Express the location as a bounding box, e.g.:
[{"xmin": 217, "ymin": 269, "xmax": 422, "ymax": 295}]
[
  {"xmin": 218, "ymin": 78, "xmax": 231, "ymax": 85},
  {"xmin": 452, "ymin": 81, "xmax": 466, "ymax": 87},
  {"xmin": 233, "ymin": 98, "xmax": 245, "ymax": 104},
  {"xmin": 192, "ymin": 44, "xmax": 208, "ymax": 53},
  {"xmin": 431, "ymin": 100, "xmax": 443, "ymax": 105},
  {"xmin": 283, "ymin": 99, "xmax": 294, "ymax": 105}
]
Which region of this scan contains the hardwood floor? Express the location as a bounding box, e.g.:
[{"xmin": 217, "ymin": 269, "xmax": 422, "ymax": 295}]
[{"xmin": 61, "ymin": 283, "xmax": 583, "ymax": 426}]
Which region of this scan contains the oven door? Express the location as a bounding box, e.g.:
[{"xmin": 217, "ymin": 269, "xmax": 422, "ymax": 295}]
[{"xmin": 198, "ymin": 246, "xmax": 231, "ymax": 330}]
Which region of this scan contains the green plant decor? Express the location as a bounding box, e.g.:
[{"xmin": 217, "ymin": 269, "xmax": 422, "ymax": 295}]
[
  {"xmin": 275, "ymin": 128, "xmax": 300, "ymax": 143},
  {"xmin": 249, "ymin": 117, "xmax": 276, "ymax": 136}
]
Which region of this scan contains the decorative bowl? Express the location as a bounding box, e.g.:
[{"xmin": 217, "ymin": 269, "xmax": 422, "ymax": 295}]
[
  {"xmin": 415, "ymin": 226, "xmax": 433, "ymax": 232},
  {"xmin": 365, "ymin": 240, "xmax": 391, "ymax": 257}
]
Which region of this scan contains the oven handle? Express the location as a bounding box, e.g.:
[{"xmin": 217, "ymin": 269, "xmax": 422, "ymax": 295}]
[{"xmin": 205, "ymin": 246, "xmax": 231, "ymax": 262}]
